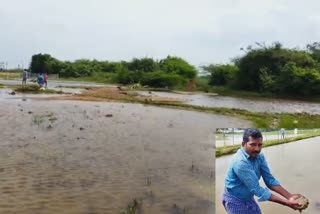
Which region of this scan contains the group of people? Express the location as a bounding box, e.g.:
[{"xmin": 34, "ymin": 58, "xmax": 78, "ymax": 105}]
[
  {"xmin": 22, "ymin": 69, "xmax": 48, "ymax": 88},
  {"xmin": 36, "ymin": 73, "xmax": 49, "ymax": 88}
]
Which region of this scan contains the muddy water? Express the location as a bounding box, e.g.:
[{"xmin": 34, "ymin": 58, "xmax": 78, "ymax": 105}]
[
  {"xmin": 2, "ymin": 79, "xmax": 320, "ymax": 114},
  {"xmin": 138, "ymin": 91, "xmax": 320, "ymax": 114},
  {"xmin": 216, "ymin": 137, "xmax": 320, "ymax": 214},
  {"xmin": 0, "ymin": 97, "xmax": 250, "ymax": 214}
]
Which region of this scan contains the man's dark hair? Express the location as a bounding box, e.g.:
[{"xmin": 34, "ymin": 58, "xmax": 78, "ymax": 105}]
[{"xmin": 243, "ymin": 128, "xmax": 263, "ymax": 142}]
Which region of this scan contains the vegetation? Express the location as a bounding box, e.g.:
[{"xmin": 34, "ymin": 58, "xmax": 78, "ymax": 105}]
[
  {"xmin": 14, "ymin": 85, "xmax": 63, "ymax": 94},
  {"xmin": 121, "ymin": 199, "xmax": 142, "ymax": 214},
  {"xmin": 0, "ymin": 72, "xmax": 21, "ymax": 79},
  {"xmin": 203, "ymin": 42, "xmax": 320, "ymax": 98},
  {"xmin": 2, "ymin": 41, "xmax": 320, "ymax": 98},
  {"xmin": 28, "ymin": 54, "xmax": 196, "ymax": 90}
]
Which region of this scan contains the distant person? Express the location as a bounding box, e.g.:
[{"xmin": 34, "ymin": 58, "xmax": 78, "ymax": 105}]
[
  {"xmin": 22, "ymin": 69, "xmax": 28, "ymax": 85},
  {"xmin": 44, "ymin": 73, "xmax": 48, "ymax": 88},
  {"xmin": 37, "ymin": 73, "xmax": 44, "ymax": 87},
  {"xmin": 280, "ymin": 128, "xmax": 285, "ymax": 139},
  {"xmin": 222, "ymin": 128, "xmax": 305, "ymax": 214}
]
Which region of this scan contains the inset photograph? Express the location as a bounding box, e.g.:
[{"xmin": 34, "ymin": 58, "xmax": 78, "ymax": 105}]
[{"xmin": 216, "ymin": 128, "xmax": 320, "ymax": 214}]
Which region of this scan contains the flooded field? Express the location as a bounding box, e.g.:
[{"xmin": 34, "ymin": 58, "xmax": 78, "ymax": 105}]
[
  {"xmin": 216, "ymin": 136, "xmax": 320, "ymax": 214},
  {"xmin": 0, "ymin": 90, "xmax": 251, "ymax": 214},
  {"xmin": 137, "ymin": 91, "xmax": 320, "ymax": 114},
  {"xmin": 1, "ymin": 79, "xmax": 320, "ymax": 114}
]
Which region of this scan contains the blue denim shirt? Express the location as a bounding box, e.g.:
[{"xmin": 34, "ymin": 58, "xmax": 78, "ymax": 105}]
[{"xmin": 225, "ymin": 147, "xmax": 280, "ymax": 202}]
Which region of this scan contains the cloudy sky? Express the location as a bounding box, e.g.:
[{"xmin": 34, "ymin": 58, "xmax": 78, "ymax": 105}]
[{"xmin": 1, "ymin": 0, "xmax": 320, "ymax": 68}]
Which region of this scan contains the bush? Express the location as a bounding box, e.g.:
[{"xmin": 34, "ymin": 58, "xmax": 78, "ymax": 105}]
[
  {"xmin": 141, "ymin": 71, "xmax": 186, "ymax": 89},
  {"xmin": 235, "ymin": 43, "xmax": 317, "ymax": 91},
  {"xmin": 202, "ymin": 64, "xmax": 238, "ymax": 86},
  {"xmin": 276, "ymin": 62, "xmax": 320, "ymax": 96}
]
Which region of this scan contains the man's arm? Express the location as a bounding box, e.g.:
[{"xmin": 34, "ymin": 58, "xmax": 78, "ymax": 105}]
[
  {"xmin": 259, "ymin": 154, "xmax": 302, "ymax": 210},
  {"xmin": 260, "ymin": 153, "xmax": 281, "ymax": 188},
  {"xmin": 269, "ymin": 193, "xmax": 301, "ymax": 211},
  {"xmin": 270, "ymin": 185, "xmax": 293, "ymax": 199}
]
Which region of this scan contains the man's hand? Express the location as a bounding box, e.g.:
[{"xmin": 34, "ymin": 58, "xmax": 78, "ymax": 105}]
[
  {"xmin": 287, "ymin": 194, "xmax": 307, "ymax": 212},
  {"xmin": 289, "ymin": 194, "xmax": 302, "ymax": 201},
  {"xmin": 286, "ymin": 198, "xmax": 301, "ymax": 211}
]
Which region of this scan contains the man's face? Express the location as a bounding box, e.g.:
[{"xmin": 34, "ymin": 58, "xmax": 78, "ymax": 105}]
[{"xmin": 243, "ymin": 136, "xmax": 263, "ymax": 158}]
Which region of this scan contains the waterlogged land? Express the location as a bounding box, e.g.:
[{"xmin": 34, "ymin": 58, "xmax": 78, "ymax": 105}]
[
  {"xmin": 1, "ymin": 79, "xmax": 320, "ymax": 115},
  {"xmin": 2, "ymin": 81, "xmax": 320, "ymax": 127},
  {"xmin": 0, "ymin": 88, "xmax": 253, "ymax": 214}
]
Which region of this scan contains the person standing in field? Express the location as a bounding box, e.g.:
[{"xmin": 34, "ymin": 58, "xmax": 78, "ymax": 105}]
[
  {"xmin": 280, "ymin": 128, "xmax": 285, "ymax": 139},
  {"xmin": 37, "ymin": 73, "xmax": 44, "ymax": 87},
  {"xmin": 22, "ymin": 69, "xmax": 28, "ymax": 85},
  {"xmin": 44, "ymin": 73, "xmax": 48, "ymax": 88}
]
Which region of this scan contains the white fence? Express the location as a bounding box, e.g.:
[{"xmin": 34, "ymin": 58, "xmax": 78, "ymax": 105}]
[{"xmin": 216, "ymin": 128, "xmax": 320, "ymax": 147}]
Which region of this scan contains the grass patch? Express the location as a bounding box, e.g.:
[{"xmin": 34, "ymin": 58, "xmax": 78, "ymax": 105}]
[
  {"xmin": 79, "ymin": 87, "xmax": 183, "ymax": 104},
  {"xmin": 14, "ymin": 85, "xmax": 64, "ymax": 94},
  {"xmin": 32, "ymin": 115, "xmax": 45, "ymax": 126},
  {"xmin": 59, "ymin": 72, "xmax": 115, "ymax": 83},
  {"xmin": 216, "ymin": 134, "xmax": 320, "ymax": 157},
  {"xmin": 0, "ymin": 72, "xmax": 21, "ymax": 79},
  {"xmin": 121, "ymin": 199, "xmax": 142, "ymax": 214}
]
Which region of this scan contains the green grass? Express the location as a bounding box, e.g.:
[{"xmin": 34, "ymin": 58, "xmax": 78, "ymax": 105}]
[
  {"xmin": 0, "ymin": 72, "xmax": 21, "ymax": 79},
  {"xmin": 13, "ymin": 84, "xmax": 64, "ymax": 94},
  {"xmin": 216, "ymin": 134, "xmax": 320, "ymax": 157},
  {"xmin": 195, "ymin": 76, "xmax": 211, "ymax": 92},
  {"xmin": 59, "ymin": 72, "xmax": 115, "ymax": 83}
]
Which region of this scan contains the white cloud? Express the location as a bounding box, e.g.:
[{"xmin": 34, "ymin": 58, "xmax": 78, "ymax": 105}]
[{"xmin": 1, "ymin": 0, "xmax": 320, "ymax": 68}]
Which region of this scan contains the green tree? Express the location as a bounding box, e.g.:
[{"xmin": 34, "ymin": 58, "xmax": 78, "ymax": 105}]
[
  {"xmin": 235, "ymin": 42, "xmax": 316, "ymax": 91},
  {"xmin": 202, "ymin": 64, "xmax": 238, "ymax": 86},
  {"xmin": 128, "ymin": 57, "xmax": 157, "ymax": 73},
  {"xmin": 306, "ymin": 42, "xmax": 320, "ymax": 63},
  {"xmin": 159, "ymin": 56, "xmax": 197, "ymax": 79},
  {"xmin": 29, "ymin": 54, "xmax": 55, "ymax": 74},
  {"xmin": 277, "ymin": 62, "xmax": 320, "ymax": 96}
]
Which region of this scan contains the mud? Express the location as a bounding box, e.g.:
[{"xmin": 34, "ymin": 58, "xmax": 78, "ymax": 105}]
[{"xmin": 0, "ymin": 94, "xmax": 251, "ymax": 213}]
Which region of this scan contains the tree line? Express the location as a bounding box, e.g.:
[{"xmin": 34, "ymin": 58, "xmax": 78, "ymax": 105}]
[
  {"xmin": 203, "ymin": 42, "xmax": 320, "ymax": 97},
  {"xmin": 28, "ymin": 41, "xmax": 320, "ymax": 96},
  {"xmin": 29, "ymin": 54, "xmax": 196, "ymax": 89}
]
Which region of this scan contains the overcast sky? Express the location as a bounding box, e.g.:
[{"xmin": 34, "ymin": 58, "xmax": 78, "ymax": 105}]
[{"xmin": 1, "ymin": 0, "xmax": 320, "ymax": 68}]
